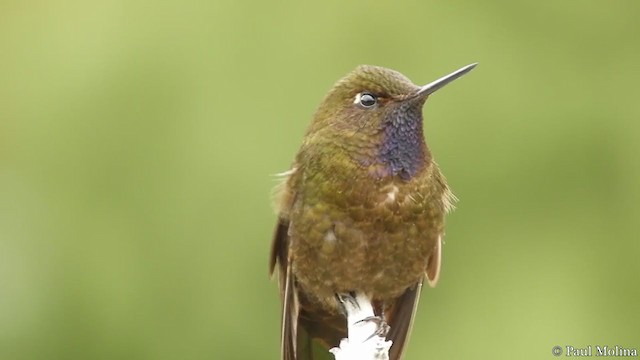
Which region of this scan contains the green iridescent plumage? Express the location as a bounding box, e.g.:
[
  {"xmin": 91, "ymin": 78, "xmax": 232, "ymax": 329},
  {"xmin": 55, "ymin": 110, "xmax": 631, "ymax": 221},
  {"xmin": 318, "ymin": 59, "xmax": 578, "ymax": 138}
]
[{"xmin": 270, "ymin": 63, "xmax": 475, "ymax": 360}]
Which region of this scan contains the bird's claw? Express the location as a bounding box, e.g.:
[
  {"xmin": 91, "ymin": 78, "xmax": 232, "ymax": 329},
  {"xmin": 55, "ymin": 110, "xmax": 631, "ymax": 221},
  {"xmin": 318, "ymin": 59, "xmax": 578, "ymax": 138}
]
[
  {"xmin": 356, "ymin": 315, "xmax": 390, "ymax": 341},
  {"xmin": 336, "ymin": 293, "xmax": 389, "ymax": 342}
]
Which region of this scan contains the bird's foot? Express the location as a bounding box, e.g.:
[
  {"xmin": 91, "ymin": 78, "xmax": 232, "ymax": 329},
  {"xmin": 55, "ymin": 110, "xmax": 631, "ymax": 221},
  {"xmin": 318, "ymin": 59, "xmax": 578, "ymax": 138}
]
[
  {"xmin": 335, "ymin": 292, "xmax": 390, "ymax": 341},
  {"xmin": 356, "ymin": 316, "xmax": 390, "ymax": 341},
  {"xmin": 330, "ymin": 292, "xmax": 392, "ymax": 360}
]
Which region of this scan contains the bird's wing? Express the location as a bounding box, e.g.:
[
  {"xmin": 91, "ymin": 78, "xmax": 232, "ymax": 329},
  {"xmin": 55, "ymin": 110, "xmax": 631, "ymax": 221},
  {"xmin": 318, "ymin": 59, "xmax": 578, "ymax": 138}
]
[
  {"xmin": 386, "ymin": 234, "xmax": 442, "ymax": 360},
  {"xmin": 426, "ymin": 234, "xmax": 442, "ymax": 287},
  {"xmin": 270, "ymin": 165, "xmax": 308, "ymax": 360},
  {"xmin": 270, "ymin": 165, "xmax": 341, "ymax": 360},
  {"xmin": 269, "ymin": 218, "xmax": 289, "ymax": 279},
  {"xmin": 273, "ymin": 216, "xmax": 331, "ymax": 360},
  {"xmin": 272, "ymin": 218, "xmax": 299, "ymax": 360},
  {"xmin": 386, "ymin": 279, "xmax": 423, "ymax": 360}
]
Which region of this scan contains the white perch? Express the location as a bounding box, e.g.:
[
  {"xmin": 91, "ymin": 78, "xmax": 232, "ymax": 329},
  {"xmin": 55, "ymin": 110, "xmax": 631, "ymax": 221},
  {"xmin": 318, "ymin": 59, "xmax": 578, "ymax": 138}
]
[{"xmin": 330, "ymin": 293, "xmax": 392, "ymax": 360}]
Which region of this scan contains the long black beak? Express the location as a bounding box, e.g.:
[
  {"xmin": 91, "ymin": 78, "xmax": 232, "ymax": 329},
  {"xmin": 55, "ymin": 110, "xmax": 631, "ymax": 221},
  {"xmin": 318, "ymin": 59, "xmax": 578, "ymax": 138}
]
[{"xmin": 416, "ymin": 63, "xmax": 478, "ymax": 98}]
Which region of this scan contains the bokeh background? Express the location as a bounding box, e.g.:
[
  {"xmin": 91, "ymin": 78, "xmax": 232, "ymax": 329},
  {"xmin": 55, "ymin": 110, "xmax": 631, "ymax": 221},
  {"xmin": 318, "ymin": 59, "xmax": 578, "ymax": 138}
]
[{"xmin": 1, "ymin": 1, "xmax": 639, "ymax": 359}]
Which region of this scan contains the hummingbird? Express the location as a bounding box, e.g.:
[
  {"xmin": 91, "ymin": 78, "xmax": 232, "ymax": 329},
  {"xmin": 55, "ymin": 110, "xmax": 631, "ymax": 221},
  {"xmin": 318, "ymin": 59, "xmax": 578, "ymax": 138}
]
[{"xmin": 270, "ymin": 63, "xmax": 477, "ymax": 360}]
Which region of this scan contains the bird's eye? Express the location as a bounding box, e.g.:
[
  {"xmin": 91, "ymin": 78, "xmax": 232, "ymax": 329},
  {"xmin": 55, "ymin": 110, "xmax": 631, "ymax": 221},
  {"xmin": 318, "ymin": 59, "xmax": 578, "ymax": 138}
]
[{"xmin": 355, "ymin": 92, "xmax": 377, "ymax": 108}]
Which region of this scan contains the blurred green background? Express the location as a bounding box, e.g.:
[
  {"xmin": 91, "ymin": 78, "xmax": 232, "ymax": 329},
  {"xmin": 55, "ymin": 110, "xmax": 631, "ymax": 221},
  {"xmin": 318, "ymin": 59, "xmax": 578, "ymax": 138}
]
[{"xmin": 1, "ymin": 1, "xmax": 639, "ymax": 359}]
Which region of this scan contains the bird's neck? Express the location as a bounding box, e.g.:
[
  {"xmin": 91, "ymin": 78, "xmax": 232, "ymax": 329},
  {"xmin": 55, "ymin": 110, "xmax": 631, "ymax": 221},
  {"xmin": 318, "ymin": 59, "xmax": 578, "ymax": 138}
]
[
  {"xmin": 378, "ymin": 114, "xmax": 429, "ymax": 180},
  {"xmin": 361, "ymin": 101, "xmax": 429, "ymax": 180},
  {"xmin": 305, "ymin": 107, "xmax": 430, "ymax": 181}
]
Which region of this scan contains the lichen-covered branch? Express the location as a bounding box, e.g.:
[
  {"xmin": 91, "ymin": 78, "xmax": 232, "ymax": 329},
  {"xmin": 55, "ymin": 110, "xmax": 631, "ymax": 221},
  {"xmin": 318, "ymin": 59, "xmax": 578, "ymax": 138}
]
[{"xmin": 330, "ymin": 293, "xmax": 392, "ymax": 360}]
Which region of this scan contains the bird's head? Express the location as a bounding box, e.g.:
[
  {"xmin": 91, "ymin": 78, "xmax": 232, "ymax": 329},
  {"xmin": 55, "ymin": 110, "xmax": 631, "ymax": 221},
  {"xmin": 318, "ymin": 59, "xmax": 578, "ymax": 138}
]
[{"xmin": 304, "ymin": 63, "xmax": 477, "ymax": 179}]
